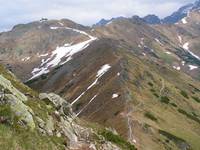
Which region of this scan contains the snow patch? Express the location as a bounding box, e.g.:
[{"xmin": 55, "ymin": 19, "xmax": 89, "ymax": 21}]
[
  {"xmin": 188, "ymin": 65, "xmax": 198, "ymax": 70},
  {"xmin": 96, "ymin": 64, "xmax": 111, "ymax": 78},
  {"xmin": 142, "ymin": 52, "xmax": 146, "ymax": 56},
  {"xmin": 50, "ymin": 27, "xmax": 59, "ymax": 30},
  {"xmin": 21, "ymin": 57, "xmax": 30, "ymax": 62},
  {"xmin": 155, "ymin": 38, "xmax": 163, "ymax": 46},
  {"xmin": 165, "ymin": 51, "xmax": 172, "ymax": 54},
  {"xmin": 71, "ymin": 64, "xmax": 111, "ymax": 105},
  {"xmin": 106, "ymin": 21, "xmax": 113, "ymax": 25},
  {"xmin": 38, "ymin": 53, "xmax": 49, "ymax": 57},
  {"xmin": 29, "ymin": 27, "xmax": 97, "ymax": 80},
  {"xmin": 133, "ymin": 139, "xmax": 137, "ymax": 144},
  {"xmin": 183, "ymin": 42, "xmax": 189, "ymax": 50},
  {"xmin": 112, "ymin": 93, "xmax": 119, "ymax": 99},
  {"xmin": 138, "ymin": 44, "xmax": 142, "ymax": 48},
  {"xmin": 181, "ymin": 61, "xmax": 185, "ymax": 66},
  {"xmin": 76, "ymin": 95, "xmax": 97, "ymax": 117},
  {"xmin": 58, "ymin": 22, "xmax": 64, "ymax": 26},
  {"xmin": 173, "ymin": 66, "xmax": 181, "ymax": 71},
  {"xmin": 183, "ymin": 42, "xmax": 200, "ymax": 61},
  {"xmin": 140, "ymin": 38, "xmax": 144, "ymax": 45},
  {"xmin": 178, "ymin": 35, "xmax": 182, "ymax": 43},
  {"xmin": 181, "ymin": 17, "xmax": 187, "ymax": 24}
]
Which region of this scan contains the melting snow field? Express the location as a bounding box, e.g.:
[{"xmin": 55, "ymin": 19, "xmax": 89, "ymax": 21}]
[
  {"xmin": 29, "ymin": 27, "xmax": 97, "ymax": 80},
  {"xmin": 71, "ymin": 64, "xmax": 111, "ymax": 105},
  {"xmin": 183, "ymin": 42, "xmax": 200, "ymax": 61}
]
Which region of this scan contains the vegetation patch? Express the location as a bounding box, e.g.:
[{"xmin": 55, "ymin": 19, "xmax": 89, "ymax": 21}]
[
  {"xmin": 192, "ymin": 96, "xmax": 200, "ymax": 103},
  {"xmin": 148, "ymin": 82, "xmax": 153, "ymax": 87},
  {"xmin": 150, "ymin": 89, "xmax": 155, "ymax": 93},
  {"xmin": 99, "ymin": 129, "xmax": 136, "ymax": 150},
  {"xmin": 160, "ymin": 96, "xmax": 170, "ymax": 104},
  {"xmin": 153, "ymin": 93, "xmax": 159, "ymax": 98},
  {"xmin": 180, "ymin": 90, "xmax": 189, "ymax": 99},
  {"xmin": 144, "ymin": 112, "xmax": 158, "ymax": 122},
  {"xmin": 178, "ymin": 108, "xmax": 200, "ymax": 124},
  {"xmin": 159, "ymin": 130, "xmax": 191, "ymax": 150},
  {"xmin": 170, "ymin": 103, "xmax": 177, "ymax": 107}
]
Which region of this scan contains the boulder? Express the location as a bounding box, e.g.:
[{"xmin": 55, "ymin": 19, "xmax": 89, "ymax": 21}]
[{"xmin": 5, "ymin": 94, "xmax": 35, "ymax": 130}]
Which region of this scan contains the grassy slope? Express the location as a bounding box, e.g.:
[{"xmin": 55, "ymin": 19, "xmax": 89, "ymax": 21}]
[{"xmin": 119, "ymin": 48, "xmax": 200, "ymax": 150}]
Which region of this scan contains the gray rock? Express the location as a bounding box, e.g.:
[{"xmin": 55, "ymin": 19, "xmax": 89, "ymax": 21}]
[
  {"xmin": 45, "ymin": 116, "xmax": 55, "ymax": 136},
  {"xmin": 5, "ymin": 94, "xmax": 35, "ymax": 130},
  {"xmin": 0, "ymin": 75, "xmax": 27, "ymax": 102}
]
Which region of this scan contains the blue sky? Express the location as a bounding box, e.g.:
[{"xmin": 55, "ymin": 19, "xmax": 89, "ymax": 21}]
[{"xmin": 0, "ymin": 0, "xmax": 195, "ymax": 31}]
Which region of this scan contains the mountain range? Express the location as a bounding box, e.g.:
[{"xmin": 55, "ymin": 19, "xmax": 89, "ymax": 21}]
[
  {"xmin": 0, "ymin": 0, "xmax": 200, "ymax": 150},
  {"xmin": 95, "ymin": 0, "xmax": 200, "ymax": 25}
]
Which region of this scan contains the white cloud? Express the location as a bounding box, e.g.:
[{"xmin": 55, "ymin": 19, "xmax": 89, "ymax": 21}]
[{"xmin": 0, "ymin": 0, "xmax": 195, "ymax": 30}]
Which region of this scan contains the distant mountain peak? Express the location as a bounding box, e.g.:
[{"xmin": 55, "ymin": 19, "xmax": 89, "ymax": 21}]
[
  {"xmin": 143, "ymin": 14, "xmax": 161, "ymax": 24},
  {"xmin": 95, "ymin": 0, "xmax": 200, "ymax": 26},
  {"xmin": 162, "ymin": 0, "xmax": 200, "ymax": 24}
]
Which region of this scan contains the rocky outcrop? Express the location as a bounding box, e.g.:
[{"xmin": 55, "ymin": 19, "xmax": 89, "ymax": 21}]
[
  {"xmin": 38, "ymin": 92, "xmax": 123, "ymax": 149},
  {"xmin": 5, "ymin": 94, "xmax": 35, "ymax": 130},
  {"xmin": 0, "ymin": 75, "xmax": 27, "ymax": 102},
  {"xmin": 0, "ymin": 74, "xmax": 35, "ymax": 130}
]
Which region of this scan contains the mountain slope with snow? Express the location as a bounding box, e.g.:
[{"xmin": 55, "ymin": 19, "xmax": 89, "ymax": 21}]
[{"xmin": 0, "ymin": 3, "xmax": 200, "ymax": 150}]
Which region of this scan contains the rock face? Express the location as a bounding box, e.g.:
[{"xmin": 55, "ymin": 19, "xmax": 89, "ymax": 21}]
[
  {"xmin": 0, "ymin": 75, "xmax": 35, "ymax": 130},
  {"xmin": 0, "ymin": 75, "xmax": 27, "ymax": 102},
  {"xmin": 5, "ymin": 94, "xmax": 35, "ymax": 130}
]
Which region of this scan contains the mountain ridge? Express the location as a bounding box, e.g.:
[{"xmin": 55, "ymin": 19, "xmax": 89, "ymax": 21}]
[
  {"xmin": 95, "ymin": 0, "xmax": 200, "ymax": 26},
  {"xmin": 0, "ymin": 2, "xmax": 200, "ymax": 150}
]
